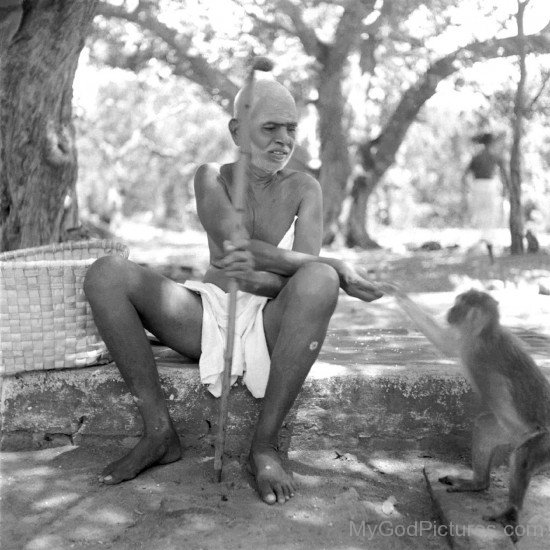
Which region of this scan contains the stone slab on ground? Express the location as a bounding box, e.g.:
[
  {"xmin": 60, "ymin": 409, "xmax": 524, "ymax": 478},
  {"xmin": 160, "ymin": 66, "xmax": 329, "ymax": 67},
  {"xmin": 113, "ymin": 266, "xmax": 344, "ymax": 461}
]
[{"xmin": 424, "ymin": 464, "xmax": 550, "ymax": 550}]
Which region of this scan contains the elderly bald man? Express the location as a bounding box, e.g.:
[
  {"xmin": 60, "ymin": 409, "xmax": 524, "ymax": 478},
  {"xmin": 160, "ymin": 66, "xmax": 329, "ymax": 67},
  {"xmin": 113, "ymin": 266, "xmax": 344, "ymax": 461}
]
[{"xmin": 84, "ymin": 78, "xmax": 383, "ymax": 505}]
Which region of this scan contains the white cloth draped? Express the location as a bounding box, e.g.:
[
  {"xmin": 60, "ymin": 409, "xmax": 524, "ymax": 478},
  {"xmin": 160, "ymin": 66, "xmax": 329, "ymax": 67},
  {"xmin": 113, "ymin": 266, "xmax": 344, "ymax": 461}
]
[
  {"xmin": 183, "ymin": 218, "xmax": 296, "ymax": 398},
  {"xmin": 470, "ymin": 177, "xmax": 504, "ymax": 242}
]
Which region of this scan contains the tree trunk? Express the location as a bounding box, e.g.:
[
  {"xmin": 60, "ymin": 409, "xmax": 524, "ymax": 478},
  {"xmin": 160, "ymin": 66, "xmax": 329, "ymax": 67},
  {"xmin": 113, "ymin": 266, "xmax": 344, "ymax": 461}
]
[
  {"xmin": 317, "ymin": 69, "xmax": 351, "ymax": 245},
  {"xmin": 0, "ymin": 1, "xmax": 23, "ymax": 54},
  {"xmin": 509, "ymin": 0, "xmax": 528, "ymax": 255},
  {"xmin": 345, "ymin": 174, "xmax": 380, "ymax": 248},
  {"xmin": 344, "ymin": 137, "xmax": 381, "ymax": 247},
  {"xmin": 0, "ymin": 0, "xmax": 97, "ymax": 251}
]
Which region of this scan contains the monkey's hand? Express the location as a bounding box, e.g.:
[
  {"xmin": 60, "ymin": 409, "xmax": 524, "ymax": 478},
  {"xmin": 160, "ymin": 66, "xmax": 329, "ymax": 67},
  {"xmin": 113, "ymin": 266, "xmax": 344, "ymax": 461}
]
[{"xmin": 439, "ymin": 474, "xmax": 488, "ymax": 492}]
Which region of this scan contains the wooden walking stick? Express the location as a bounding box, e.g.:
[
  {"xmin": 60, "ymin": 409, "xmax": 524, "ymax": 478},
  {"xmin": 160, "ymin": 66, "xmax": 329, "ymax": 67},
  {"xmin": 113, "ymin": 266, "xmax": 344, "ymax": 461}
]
[{"xmin": 214, "ymin": 56, "xmax": 274, "ymax": 482}]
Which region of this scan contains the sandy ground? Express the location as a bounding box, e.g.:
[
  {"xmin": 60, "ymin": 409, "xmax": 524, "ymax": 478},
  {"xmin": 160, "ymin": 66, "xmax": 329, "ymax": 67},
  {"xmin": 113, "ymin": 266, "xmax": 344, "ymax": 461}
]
[{"xmin": 1, "ymin": 445, "xmax": 450, "ymax": 550}]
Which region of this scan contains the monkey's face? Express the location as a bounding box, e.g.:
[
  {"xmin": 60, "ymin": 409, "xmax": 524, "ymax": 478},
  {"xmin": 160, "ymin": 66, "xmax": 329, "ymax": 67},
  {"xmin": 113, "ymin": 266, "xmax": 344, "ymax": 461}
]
[
  {"xmin": 447, "ymin": 302, "xmax": 465, "ymax": 326},
  {"xmin": 447, "ymin": 290, "xmax": 499, "ymax": 332}
]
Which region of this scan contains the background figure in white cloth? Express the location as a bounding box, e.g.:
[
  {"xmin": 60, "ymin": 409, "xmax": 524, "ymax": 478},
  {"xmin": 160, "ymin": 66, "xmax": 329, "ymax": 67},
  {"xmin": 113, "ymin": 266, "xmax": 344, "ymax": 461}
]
[{"xmin": 463, "ymin": 132, "xmax": 507, "ymax": 264}]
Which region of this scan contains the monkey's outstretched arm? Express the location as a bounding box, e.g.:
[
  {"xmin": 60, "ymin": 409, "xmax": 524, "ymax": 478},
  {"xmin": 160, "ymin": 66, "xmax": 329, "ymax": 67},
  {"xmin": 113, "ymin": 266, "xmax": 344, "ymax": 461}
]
[{"xmin": 382, "ymin": 284, "xmax": 459, "ymax": 358}]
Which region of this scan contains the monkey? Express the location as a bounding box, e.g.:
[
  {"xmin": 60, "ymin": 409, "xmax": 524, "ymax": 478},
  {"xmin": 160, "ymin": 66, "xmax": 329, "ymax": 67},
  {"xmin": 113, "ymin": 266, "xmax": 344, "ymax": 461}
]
[{"xmin": 383, "ymin": 285, "xmax": 550, "ymax": 542}]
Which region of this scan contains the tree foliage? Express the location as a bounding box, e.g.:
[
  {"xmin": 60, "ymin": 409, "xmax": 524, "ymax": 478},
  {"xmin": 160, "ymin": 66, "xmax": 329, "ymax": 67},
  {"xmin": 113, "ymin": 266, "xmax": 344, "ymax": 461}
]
[
  {"xmin": 75, "ymin": 64, "xmax": 233, "ymax": 228},
  {"xmin": 86, "ymin": 0, "xmax": 550, "ymax": 245}
]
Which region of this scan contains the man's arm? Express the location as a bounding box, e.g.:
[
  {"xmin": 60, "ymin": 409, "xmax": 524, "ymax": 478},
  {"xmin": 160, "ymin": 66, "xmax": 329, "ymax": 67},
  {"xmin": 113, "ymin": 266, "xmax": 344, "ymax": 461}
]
[
  {"xmin": 194, "ymin": 163, "xmax": 247, "ymax": 247},
  {"xmin": 214, "ymin": 170, "xmax": 322, "ymax": 297},
  {"xmin": 197, "ymin": 164, "xmax": 382, "ymax": 303},
  {"xmin": 232, "ymin": 270, "xmax": 288, "ymax": 298},
  {"xmin": 241, "ymin": 172, "xmax": 381, "ymax": 302},
  {"xmin": 241, "ymin": 241, "xmax": 382, "ymax": 303},
  {"xmin": 222, "ymin": 173, "xmax": 323, "ymax": 297}
]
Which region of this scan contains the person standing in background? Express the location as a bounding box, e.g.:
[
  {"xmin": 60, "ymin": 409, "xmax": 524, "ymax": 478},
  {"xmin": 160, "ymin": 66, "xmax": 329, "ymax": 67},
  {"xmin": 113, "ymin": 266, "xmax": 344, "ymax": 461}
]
[{"xmin": 462, "ymin": 132, "xmax": 508, "ymax": 264}]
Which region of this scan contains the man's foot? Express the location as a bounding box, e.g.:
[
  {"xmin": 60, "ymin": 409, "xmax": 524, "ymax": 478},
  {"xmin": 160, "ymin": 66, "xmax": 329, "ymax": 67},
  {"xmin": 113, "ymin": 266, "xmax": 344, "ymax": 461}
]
[
  {"xmin": 248, "ymin": 443, "xmax": 296, "ymax": 504},
  {"xmin": 99, "ymin": 428, "xmax": 181, "ymax": 485}
]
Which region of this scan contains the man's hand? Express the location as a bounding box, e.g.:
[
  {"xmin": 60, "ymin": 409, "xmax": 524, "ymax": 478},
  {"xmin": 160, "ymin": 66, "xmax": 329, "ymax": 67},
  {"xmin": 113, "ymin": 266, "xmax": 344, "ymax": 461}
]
[
  {"xmin": 218, "ymin": 237, "xmax": 288, "ymax": 297},
  {"xmin": 220, "ymin": 237, "xmax": 255, "ymax": 287},
  {"xmin": 334, "ymin": 261, "xmax": 384, "ymax": 302}
]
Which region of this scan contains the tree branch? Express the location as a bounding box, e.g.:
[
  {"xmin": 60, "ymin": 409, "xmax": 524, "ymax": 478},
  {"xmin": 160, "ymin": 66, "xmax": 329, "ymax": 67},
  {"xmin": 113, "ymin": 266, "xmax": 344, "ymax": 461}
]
[
  {"xmin": 328, "ymin": 0, "xmax": 374, "ymax": 68},
  {"xmin": 526, "ymin": 69, "xmax": 550, "ymax": 111},
  {"xmin": 371, "ymin": 22, "xmax": 550, "ymax": 178},
  {"xmin": 275, "ymin": 0, "xmax": 325, "ymax": 59},
  {"xmin": 244, "ymin": 8, "xmax": 295, "ymax": 36},
  {"xmin": 94, "ymin": 0, "xmax": 238, "ymax": 111}
]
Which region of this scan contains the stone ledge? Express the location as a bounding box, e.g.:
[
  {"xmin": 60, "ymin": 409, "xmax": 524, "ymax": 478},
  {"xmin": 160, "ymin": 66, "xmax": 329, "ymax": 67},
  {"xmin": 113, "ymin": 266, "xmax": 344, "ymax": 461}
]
[
  {"xmin": 3, "ymin": 291, "xmax": 548, "ymax": 456},
  {"xmin": 1, "ymin": 356, "xmax": 478, "ymax": 455}
]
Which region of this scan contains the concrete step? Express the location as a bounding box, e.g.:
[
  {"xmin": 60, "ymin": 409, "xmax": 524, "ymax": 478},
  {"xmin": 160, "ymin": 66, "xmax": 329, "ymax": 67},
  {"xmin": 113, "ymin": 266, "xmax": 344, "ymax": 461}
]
[
  {"xmin": 0, "ymin": 354, "xmax": 477, "ymax": 456},
  {"xmin": 2, "ymin": 292, "xmax": 549, "ymax": 456}
]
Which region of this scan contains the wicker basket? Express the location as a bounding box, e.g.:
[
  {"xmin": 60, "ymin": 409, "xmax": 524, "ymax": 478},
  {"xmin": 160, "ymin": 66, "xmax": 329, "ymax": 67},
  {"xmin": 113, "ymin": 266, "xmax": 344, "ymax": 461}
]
[{"xmin": 0, "ymin": 240, "xmax": 129, "ymax": 375}]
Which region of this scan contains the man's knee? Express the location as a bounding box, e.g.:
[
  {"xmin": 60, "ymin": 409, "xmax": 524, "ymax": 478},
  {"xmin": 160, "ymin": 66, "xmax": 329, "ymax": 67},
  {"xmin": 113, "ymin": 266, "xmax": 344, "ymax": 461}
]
[
  {"xmin": 292, "ymin": 262, "xmax": 340, "ymax": 308},
  {"xmin": 84, "ymin": 255, "xmax": 128, "ymax": 299}
]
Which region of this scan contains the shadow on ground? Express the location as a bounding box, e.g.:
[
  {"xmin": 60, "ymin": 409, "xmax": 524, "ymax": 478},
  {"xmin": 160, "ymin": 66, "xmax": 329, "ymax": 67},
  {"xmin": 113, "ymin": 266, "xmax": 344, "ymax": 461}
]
[{"xmin": 1, "ymin": 445, "xmax": 449, "ymax": 550}]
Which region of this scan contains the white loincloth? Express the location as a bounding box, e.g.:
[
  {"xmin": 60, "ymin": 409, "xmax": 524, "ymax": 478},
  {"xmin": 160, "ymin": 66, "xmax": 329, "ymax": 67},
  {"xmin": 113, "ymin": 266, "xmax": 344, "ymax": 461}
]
[
  {"xmin": 470, "ymin": 177, "xmax": 504, "ymax": 243},
  {"xmin": 183, "ymin": 218, "xmax": 296, "ymax": 398}
]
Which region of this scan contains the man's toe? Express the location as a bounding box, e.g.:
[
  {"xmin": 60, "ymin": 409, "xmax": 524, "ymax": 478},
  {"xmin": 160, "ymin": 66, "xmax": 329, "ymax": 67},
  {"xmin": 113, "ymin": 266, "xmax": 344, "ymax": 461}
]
[
  {"xmin": 100, "ymin": 474, "xmax": 117, "ymax": 485},
  {"xmin": 258, "ymin": 479, "xmax": 277, "ymax": 504},
  {"xmin": 271, "ymin": 483, "xmax": 285, "ymax": 504},
  {"xmin": 100, "ymin": 464, "xmax": 115, "ymax": 480},
  {"xmin": 289, "ymin": 479, "xmax": 296, "ymax": 495}
]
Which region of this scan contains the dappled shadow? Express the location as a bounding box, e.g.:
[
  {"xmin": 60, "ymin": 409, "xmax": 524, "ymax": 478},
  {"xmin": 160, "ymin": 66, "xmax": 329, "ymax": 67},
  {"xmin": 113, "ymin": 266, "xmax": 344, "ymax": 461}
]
[
  {"xmin": 3, "ymin": 233, "xmax": 548, "ymax": 549},
  {"xmin": 1, "ymin": 445, "xmax": 448, "ymax": 549}
]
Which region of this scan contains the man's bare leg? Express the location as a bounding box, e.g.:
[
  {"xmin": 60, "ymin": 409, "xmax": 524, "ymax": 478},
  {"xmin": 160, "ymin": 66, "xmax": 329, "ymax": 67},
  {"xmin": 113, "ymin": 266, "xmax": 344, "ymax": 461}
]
[
  {"xmin": 253, "ymin": 262, "xmax": 340, "ymax": 504},
  {"xmin": 84, "ymin": 256, "xmax": 203, "ymax": 484}
]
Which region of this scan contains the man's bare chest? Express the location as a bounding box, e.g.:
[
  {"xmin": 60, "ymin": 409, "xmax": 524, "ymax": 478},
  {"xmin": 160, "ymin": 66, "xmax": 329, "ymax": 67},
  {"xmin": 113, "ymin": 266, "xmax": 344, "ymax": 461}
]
[{"xmin": 243, "ymin": 189, "xmax": 299, "ymax": 245}]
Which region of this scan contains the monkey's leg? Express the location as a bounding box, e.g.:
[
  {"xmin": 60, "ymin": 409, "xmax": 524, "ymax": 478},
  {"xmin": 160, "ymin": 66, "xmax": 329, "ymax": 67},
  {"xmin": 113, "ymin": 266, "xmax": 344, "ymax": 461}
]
[
  {"xmin": 483, "ymin": 430, "xmax": 550, "ymax": 542},
  {"xmin": 440, "ymin": 412, "xmax": 509, "ymax": 491}
]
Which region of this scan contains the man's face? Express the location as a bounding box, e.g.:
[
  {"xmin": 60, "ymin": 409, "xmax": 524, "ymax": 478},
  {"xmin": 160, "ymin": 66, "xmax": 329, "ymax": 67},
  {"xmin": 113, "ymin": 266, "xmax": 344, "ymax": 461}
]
[{"xmin": 248, "ymin": 96, "xmax": 297, "ymax": 173}]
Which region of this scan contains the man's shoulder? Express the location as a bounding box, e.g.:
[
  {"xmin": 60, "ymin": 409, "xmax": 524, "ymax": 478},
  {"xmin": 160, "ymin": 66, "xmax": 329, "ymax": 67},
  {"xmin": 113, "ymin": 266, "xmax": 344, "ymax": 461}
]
[
  {"xmin": 283, "ymin": 169, "xmax": 322, "ymax": 203},
  {"xmin": 281, "ymin": 168, "xmax": 320, "ymax": 190},
  {"xmin": 195, "ymin": 162, "xmax": 235, "ymax": 186},
  {"xmin": 195, "ymin": 162, "xmax": 221, "ymax": 178}
]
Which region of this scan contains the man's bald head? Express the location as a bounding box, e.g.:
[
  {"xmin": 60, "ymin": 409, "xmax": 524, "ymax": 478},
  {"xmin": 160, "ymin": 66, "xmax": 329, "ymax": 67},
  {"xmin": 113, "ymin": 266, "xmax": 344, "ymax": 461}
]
[
  {"xmin": 229, "ymin": 78, "xmax": 298, "ymax": 172},
  {"xmin": 232, "ymin": 79, "xmax": 297, "ymax": 120}
]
